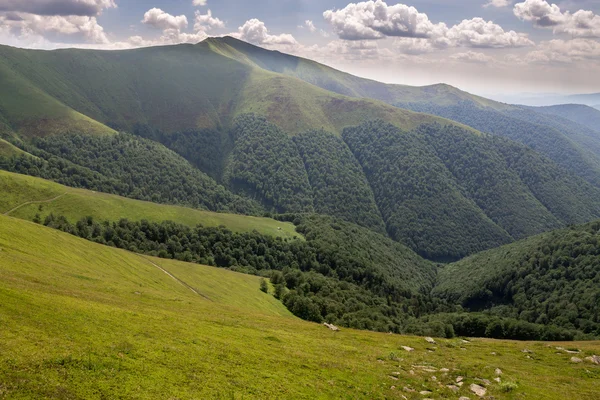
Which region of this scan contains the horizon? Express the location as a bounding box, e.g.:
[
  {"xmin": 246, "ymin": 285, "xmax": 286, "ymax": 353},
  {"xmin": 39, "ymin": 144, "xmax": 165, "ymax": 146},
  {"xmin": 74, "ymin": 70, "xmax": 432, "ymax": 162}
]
[{"xmin": 0, "ymin": 0, "xmax": 599, "ymax": 98}]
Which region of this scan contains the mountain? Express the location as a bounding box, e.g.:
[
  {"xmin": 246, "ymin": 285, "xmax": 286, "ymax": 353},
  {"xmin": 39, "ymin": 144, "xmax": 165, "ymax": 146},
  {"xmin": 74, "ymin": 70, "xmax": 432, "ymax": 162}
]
[
  {"xmin": 3, "ymin": 38, "xmax": 600, "ymax": 261},
  {"xmin": 209, "ymin": 37, "xmax": 600, "ymax": 189}
]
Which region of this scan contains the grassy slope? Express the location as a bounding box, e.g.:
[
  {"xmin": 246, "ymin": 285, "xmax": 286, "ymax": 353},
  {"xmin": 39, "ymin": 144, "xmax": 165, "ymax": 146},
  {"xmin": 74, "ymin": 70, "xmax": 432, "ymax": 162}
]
[
  {"xmin": 1, "ymin": 215, "xmax": 599, "ymax": 398},
  {"xmin": 534, "ymin": 104, "xmax": 600, "ymax": 133},
  {"xmin": 0, "ymin": 171, "xmax": 300, "ymax": 240},
  {"xmin": 0, "ymin": 41, "xmax": 476, "ymax": 137}
]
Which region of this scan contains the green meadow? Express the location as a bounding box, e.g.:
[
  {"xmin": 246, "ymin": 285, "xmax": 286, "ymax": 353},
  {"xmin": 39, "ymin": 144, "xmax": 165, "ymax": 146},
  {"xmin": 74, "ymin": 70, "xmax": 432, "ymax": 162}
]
[
  {"xmin": 0, "ymin": 171, "xmax": 299, "ymax": 240},
  {"xmin": 0, "ymin": 215, "xmax": 599, "ymax": 399}
]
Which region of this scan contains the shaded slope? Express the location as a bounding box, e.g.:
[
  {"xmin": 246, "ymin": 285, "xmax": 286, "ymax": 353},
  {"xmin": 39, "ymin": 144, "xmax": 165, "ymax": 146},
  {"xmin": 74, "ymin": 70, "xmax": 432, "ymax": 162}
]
[
  {"xmin": 534, "ymin": 104, "xmax": 600, "ymax": 133},
  {"xmin": 435, "ymin": 220, "xmax": 600, "ymax": 336}
]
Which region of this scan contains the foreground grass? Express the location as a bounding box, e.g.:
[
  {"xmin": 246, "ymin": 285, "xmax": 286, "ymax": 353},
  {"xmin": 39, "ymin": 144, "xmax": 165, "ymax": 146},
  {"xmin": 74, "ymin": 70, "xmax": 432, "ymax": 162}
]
[
  {"xmin": 0, "ymin": 215, "xmax": 599, "ymax": 399},
  {"xmin": 0, "ymin": 171, "xmax": 300, "ymax": 240}
]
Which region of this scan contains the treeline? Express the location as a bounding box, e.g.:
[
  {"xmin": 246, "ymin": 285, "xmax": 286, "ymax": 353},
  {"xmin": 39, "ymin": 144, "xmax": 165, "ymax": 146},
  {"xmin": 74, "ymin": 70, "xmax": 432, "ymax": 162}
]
[
  {"xmin": 293, "ymin": 130, "xmax": 385, "ymax": 233},
  {"xmin": 38, "ymin": 212, "xmax": 587, "ymax": 340},
  {"xmin": 223, "ymin": 115, "xmax": 314, "ymax": 213},
  {"xmin": 41, "ymin": 213, "xmax": 438, "ymax": 332},
  {"xmin": 0, "ymin": 133, "xmax": 260, "ymax": 215},
  {"xmin": 435, "ymin": 221, "xmax": 600, "ymax": 338}
]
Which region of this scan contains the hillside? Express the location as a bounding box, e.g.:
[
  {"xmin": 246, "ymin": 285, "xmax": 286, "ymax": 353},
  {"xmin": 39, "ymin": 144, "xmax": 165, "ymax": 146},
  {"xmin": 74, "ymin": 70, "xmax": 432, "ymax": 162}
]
[
  {"xmin": 434, "ymin": 220, "xmax": 600, "ymax": 337},
  {"xmin": 0, "ymin": 170, "xmax": 299, "ymax": 240},
  {"xmin": 534, "ymin": 104, "xmax": 600, "ymax": 134},
  {"xmin": 1, "ymin": 214, "xmax": 599, "ymax": 398},
  {"xmin": 210, "ymin": 37, "xmax": 600, "ymax": 189}
]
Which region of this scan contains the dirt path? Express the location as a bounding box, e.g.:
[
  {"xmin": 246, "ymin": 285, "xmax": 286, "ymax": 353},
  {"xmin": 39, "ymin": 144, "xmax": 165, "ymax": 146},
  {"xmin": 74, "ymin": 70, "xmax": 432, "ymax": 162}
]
[
  {"xmin": 3, "ymin": 192, "xmax": 68, "ymax": 216},
  {"xmin": 143, "ymin": 257, "xmax": 212, "ymax": 301}
]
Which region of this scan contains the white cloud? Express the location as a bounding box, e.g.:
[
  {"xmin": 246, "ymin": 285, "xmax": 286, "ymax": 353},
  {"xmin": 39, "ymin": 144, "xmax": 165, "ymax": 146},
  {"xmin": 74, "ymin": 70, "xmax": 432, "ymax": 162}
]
[
  {"xmin": 514, "ymin": 0, "xmax": 600, "ymax": 37},
  {"xmin": 192, "ymin": 0, "xmax": 207, "ymax": 6},
  {"xmin": 323, "ymin": 0, "xmax": 447, "ymax": 40},
  {"xmin": 142, "ymin": 8, "xmax": 188, "ymax": 31},
  {"xmin": 526, "ymin": 38, "xmax": 600, "ymax": 62},
  {"xmin": 446, "ymin": 18, "xmax": 534, "ymax": 48},
  {"xmin": 0, "ymin": 0, "xmax": 116, "ymax": 16},
  {"xmin": 393, "ymin": 38, "xmax": 434, "ymax": 54},
  {"xmin": 484, "ymin": 0, "xmax": 511, "ymax": 7},
  {"xmin": 0, "ymin": 13, "xmax": 110, "ymax": 43},
  {"xmin": 194, "ymin": 10, "xmax": 224, "ymax": 32},
  {"xmin": 323, "ymin": 0, "xmax": 533, "ymax": 51},
  {"xmin": 232, "ymin": 18, "xmax": 297, "ymax": 46},
  {"xmin": 301, "ymin": 20, "xmax": 317, "ymax": 33},
  {"xmin": 450, "ymin": 51, "xmax": 493, "ymax": 63}
]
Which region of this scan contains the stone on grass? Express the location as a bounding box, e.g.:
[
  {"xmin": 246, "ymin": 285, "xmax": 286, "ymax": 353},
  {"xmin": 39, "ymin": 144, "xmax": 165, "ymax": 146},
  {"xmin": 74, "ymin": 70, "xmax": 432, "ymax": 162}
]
[
  {"xmin": 425, "ymin": 337, "xmax": 436, "ymax": 344},
  {"xmin": 494, "ymin": 377, "xmax": 501, "ymax": 383},
  {"xmin": 470, "ymin": 383, "xmax": 487, "ymax": 397},
  {"xmin": 446, "ymin": 384, "xmax": 459, "ymax": 392},
  {"xmin": 401, "ymin": 346, "xmax": 414, "ymax": 352},
  {"xmin": 495, "ymin": 368, "xmax": 502, "ymax": 375},
  {"xmin": 571, "ymin": 357, "xmax": 583, "ymax": 363},
  {"xmin": 456, "ymin": 376, "xmax": 464, "ymax": 383},
  {"xmin": 419, "ymin": 390, "xmax": 432, "ymax": 395},
  {"xmin": 585, "ymin": 355, "xmax": 600, "ymax": 365}
]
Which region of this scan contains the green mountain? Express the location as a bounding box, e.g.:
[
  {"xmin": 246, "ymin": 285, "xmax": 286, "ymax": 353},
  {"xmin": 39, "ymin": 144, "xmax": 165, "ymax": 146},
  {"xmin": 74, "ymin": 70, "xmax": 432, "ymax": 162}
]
[
  {"xmin": 2, "ymin": 37, "xmax": 600, "ymax": 261},
  {"xmin": 210, "ymin": 37, "xmax": 600, "ymax": 189},
  {"xmin": 533, "ymin": 104, "xmax": 600, "ymax": 134}
]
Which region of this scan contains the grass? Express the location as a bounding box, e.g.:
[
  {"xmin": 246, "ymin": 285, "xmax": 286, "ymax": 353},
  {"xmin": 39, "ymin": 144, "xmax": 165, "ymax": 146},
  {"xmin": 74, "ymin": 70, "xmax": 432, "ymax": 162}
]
[
  {"xmin": 0, "ymin": 171, "xmax": 301, "ymax": 240},
  {"xmin": 0, "ymin": 214, "xmax": 599, "ymax": 399}
]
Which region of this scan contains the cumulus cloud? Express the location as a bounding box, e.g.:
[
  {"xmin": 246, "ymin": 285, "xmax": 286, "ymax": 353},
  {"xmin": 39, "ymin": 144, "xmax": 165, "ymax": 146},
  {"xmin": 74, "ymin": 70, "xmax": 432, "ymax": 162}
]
[
  {"xmin": 142, "ymin": 8, "xmax": 188, "ymax": 31},
  {"xmin": 0, "ymin": 12, "xmax": 110, "ymax": 43},
  {"xmin": 525, "ymin": 38, "xmax": 600, "ymax": 63},
  {"xmin": 323, "ymin": 0, "xmax": 446, "ymax": 40},
  {"xmin": 450, "ymin": 51, "xmax": 493, "ymax": 63},
  {"xmin": 323, "ymin": 0, "xmax": 533, "ymax": 51},
  {"xmin": 0, "ymin": 0, "xmax": 116, "ymax": 16},
  {"xmin": 447, "ymin": 18, "xmax": 533, "ymax": 48},
  {"xmin": 232, "ymin": 18, "xmax": 297, "ymax": 45},
  {"xmin": 194, "ymin": 10, "xmax": 224, "ymax": 32},
  {"xmin": 514, "ymin": 0, "xmax": 600, "ymax": 37},
  {"xmin": 392, "ymin": 38, "xmax": 434, "ymax": 54},
  {"xmin": 192, "ymin": 0, "xmax": 207, "ymax": 6},
  {"xmin": 484, "ymin": 0, "xmax": 511, "ymax": 7}
]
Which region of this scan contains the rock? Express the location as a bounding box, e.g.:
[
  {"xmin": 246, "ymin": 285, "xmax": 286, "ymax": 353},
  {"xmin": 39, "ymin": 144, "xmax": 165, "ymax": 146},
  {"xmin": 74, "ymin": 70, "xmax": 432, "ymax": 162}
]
[
  {"xmin": 470, "ymin": 383, "xmax": 487, "ymax": 397},
  {"xmin": 526, "ymin": 355, "xmax": 532, "ymax": 359},
  {"xmin": 460, "ymin": 347, "xmax": 467, "ymax": 351},
  {"xmin": 425, "ymin": 337, "xmax": 436, "ymax": 344},
  {"xmin": 585, "ymin": 355, "xmax": 600, "ymax": 365},
  {"xmin": 403, "ymin": 386, "xmax": 415, "ymax": 393},
  {"xmin": 459, "ymin": 398, "xmax": 470, "ymax": 400},
  {"xmin": 456, "ymin": 376, "xmax": 464, "ymax": 383},
  {"xmin": 490, "ymin": 352, "xmax": 496, "ymax": 355},
  {"xmin": 401, "ymin": 346, "xmax": 414, "ymax": 352},
  {"xmin": 565, "ymin": 349, "xmax": 581, "ymax": 354},
  {"xmin": 323, "ymin": 322, "xmax": 339, "ymax": 331},
  {"xmin": 495, "ymin": 368, "xmax": 502, "ymax": 375},
  {"xmin": 377, "ymin": 359, "xmax": 384, "ymax": 364},
  {"xmin": 446, "ymin": 384, "xmax": 459, "ymax": 392},
  {"xmin": 522, "ymin": 349, "xmax": 532, "ymax": 353},
  {"xmin": 424, "ymin": 368, "xmax": 437, "ymax": 373},
  {"xmin": 431, "ymin": 376, "xmax": 437, "ymax": 381},
  {"xmin": 419, "ymin": 390, "xmax": 432, "ymax": 395},
  {"xmin": 389, "ymin": 375, "xmax": 399, "ymax": 380},
  {"xmin": 409, "ymin": 370, "xmax": 415, "ymax": 375},
  {"xmin": 494, "ymin": 377, "xmax": 501, "ymax": 383},
  {"xmin": 391, "ymin": 371, "xmax": 401, "ymax": 376},
  {"xmin": 390, "ymin": 386, "xmax": 396, "ymax": 390},
  {"xmin": 457, "ymin": 382, "xmax": 464, "ymax": 387},
  {"xmin": 461, "ymin": 339, "xmax": 470, "ymax": 343},
  {"xmin": 571, "ymin": 357, "xmax": 583, "ymax": 363}
]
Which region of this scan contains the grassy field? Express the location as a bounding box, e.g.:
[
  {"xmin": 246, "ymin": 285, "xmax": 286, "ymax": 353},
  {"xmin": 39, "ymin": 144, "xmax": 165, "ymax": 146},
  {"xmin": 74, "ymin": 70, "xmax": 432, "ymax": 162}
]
[
  {"xmin": 0, "ymin": 214, "xmax": 599, "ymax": 399},
  {"xmin": 0, "ymin": 171, "xmax": 300, "ymax": 240}
]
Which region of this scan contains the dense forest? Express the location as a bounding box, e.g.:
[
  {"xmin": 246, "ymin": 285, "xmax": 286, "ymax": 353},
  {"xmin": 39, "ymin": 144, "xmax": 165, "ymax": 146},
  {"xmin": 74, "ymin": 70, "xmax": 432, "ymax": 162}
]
[
  {"xmin": 293, "ymin": 130, "xmax": 385, "ymax": 233},
  {"xmin": 396, "ymin": 100, "xmax": 600, "ymax": 188},
  {"xmin": 435, "ymin": 220, "xmax": 600, "ymax": 337},
  {"xmin": 223, "ymin": 115, "xmax": 314, "ymax": 213},
  {"xmin": 0, "ymin": 134, "xmax": 261, "ymax": 215},
  {"xmin": 343, "ymin": 120, "xmax": 512, "ymax": 261}
]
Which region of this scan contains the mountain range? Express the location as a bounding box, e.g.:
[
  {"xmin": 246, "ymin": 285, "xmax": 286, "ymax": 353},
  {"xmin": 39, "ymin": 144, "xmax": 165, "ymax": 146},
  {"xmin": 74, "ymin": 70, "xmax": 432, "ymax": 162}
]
[{"xmin": 1, "ymin": 36, "xmax": 600, "ymax": 341}]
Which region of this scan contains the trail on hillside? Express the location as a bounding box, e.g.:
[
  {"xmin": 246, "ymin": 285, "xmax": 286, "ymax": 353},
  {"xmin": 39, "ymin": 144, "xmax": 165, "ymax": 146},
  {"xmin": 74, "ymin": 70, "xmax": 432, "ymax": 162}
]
[
  {"xmin": 143, "ymin": 256, "xmax": 213, "ymax": 301},
  {"xmin": 3, "ymin": 193, "xmax": 68, "ymax": 216}
]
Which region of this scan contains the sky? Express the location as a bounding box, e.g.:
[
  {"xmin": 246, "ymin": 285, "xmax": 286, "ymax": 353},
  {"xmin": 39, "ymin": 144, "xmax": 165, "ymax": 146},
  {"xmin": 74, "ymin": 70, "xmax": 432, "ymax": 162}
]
[{"xmin": 0, "ymin": 0, "xmax": 599, "ymax": 97}]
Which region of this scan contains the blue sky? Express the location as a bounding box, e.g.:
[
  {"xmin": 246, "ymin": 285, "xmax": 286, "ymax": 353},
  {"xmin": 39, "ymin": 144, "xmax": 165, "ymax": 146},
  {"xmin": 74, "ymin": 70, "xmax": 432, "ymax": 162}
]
[{"xmin": 1, "ymin": 0, "xmax": 599, "ymax": 95}]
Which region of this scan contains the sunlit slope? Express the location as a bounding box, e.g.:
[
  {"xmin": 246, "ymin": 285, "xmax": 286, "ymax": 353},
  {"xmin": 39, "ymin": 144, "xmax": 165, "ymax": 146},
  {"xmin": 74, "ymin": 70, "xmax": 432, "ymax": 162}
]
[
  {"xmin": 0, "ymin": 41, "xmax": 475, "ymax": 137},
  {"xmin": 0, "ymin": 215, "xmax": 599, "ymax": 398},
  {"xmin": 0, "ymin": 171, "xmax": 300, "ymax": 239}
]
